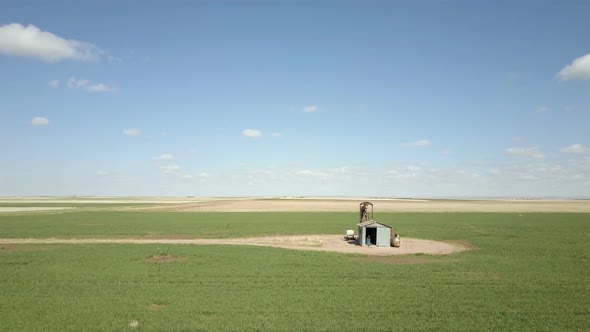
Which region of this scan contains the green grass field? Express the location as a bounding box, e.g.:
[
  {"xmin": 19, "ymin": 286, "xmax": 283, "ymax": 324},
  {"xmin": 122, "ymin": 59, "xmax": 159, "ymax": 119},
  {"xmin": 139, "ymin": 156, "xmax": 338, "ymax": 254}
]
[{"xmin": 1, "ymin": 212, "xmax": 589, "ymax": 331}]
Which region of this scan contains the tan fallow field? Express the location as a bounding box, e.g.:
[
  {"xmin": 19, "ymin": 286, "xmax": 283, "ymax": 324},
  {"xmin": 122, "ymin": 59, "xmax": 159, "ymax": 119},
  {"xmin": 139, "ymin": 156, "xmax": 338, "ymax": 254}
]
[{"xmin": 136, "ymin": 197, "xmax": 590, "ymax": 213}]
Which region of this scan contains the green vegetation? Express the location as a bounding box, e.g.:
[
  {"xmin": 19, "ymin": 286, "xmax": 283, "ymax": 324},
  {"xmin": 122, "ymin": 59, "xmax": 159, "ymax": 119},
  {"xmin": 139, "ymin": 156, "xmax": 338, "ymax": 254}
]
[{"xmin": 0, "ymin": 212, "xmax": 589, "ymax": 331}]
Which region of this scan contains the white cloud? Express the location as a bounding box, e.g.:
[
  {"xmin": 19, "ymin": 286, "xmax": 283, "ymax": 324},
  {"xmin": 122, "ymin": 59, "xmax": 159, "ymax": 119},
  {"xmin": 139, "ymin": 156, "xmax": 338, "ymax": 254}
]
[
  {"xmin": 303, "ymin": 105, "xmax": 319, "ymax": 113},
  {"xmin": 182, "ymin": 175, "xmax": 193, "ymax": 179},
  {"xmin": 506, "ymin": 147, "xmax": 545, "ymax": 159},
  {"xmin": 271, "ymin": 132, "xmax": 281, "ymax": 137},
  {"xmin": 85, "ymin": 83, "xmax": 112, "ymax": 92},
  {"xmin": 153, "ymin": 154, "xmax": 175, "ymax": 161},
  {"xmin": 536, "ymin": 105, "xmax": 551, "ymax": 113},
  {"xmin": 330, "ymin": 166, "xmax": 351, "ymax": 174},
  {"xmin": 48, "ymin": 79, "xmax": 60, "ymax": 88},
  {"xmin": 561, "ymin": 144, "xmax": 590, "ymax": 154},
  {"xmin": 558, "ymin": 53, "xmax": 590, "ymax": 80},
  {"xmin": 401, "ymin": 139, "xmax": 431, "ymax": 148},
  {"xmin": 295, "ymin": 170, "xmax": 330, "ymax": 178},
  {"xmin": 198, "ymin": 172, "xmax": 210, "ymax": 178},
  {"xmin": 31, "ymin": 117, "xmax": 49, "ymax": 126},
  {"xmin": 67, "ymin": 76, "xmax": 89, "ymax": 88},
  {"xmin": 488, "ymin": 169, "xmax": 501, "ymax": 175},
  {"xmin": 96, "ymin": 170, "xmax": 109, "ymax": 176},
  {"xmin": 386, "ymin": 166, "xmax": 423, "ymax": 180},
  {"xmin": 160, "ymin": 165, "xmax": 180, "ymax": 174},
  {"xmin": 123, "ymin": 128, "xmax": 141, "ymax": 136},
  {"xmin": 0, "ymin": 23, "xmax": 102, "ymax": 62},
  {"xmin": 242, "ymin": 129, "xmax": 262, "ymax": 138},
  {"xmin": 67, "ymin": 76, "xmax": 112, "ymax": 93}
]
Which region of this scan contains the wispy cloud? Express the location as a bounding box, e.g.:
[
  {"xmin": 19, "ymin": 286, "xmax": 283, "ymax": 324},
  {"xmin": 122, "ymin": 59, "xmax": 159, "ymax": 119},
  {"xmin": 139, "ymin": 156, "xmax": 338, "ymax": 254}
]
[
  {"xmin": 506, "ymin": 147, "xmax": 545, "ymax": 159},
  {"xmin": 242, "ymin": 129, "xmax": 262, "ymax": 138},
  {"xmin": 31, "ymin": 117, "xmax": 49, "ymax": 126},
  {"xmin": 123, "ymin": 128, "xmax": 141, "ymax": 136},
  {"xmin": 0, "ymin": 23, "xmax": 102, "ymax": 62},
  {"xmin": 401, "ymin": 139, "xmax": 431, "ymax": 148},
  {"xmin": 48, "ymin": 79, "xmax": 60, "ymax": 88},
  {"xmin": 303, "ymin": 105, "xmax": 319, "ymax": 113},
  {"xmin": 295, "ymin": 170, "xmax": 330, "ymax": 178},
  {"xmin": 67, "ymin": 76, "xmax": 112, "ymax": 93},
  {"xmin": 561, "ymin": 144, "xmax": 589, "ymax": 154},
  {"xmin": 96, "ymin": 170, "xmax": 109, "ymax": 176},
  {"xmin": 535, "ymin": 105, "xmax": 551, "ymax": 113},
  {"xmin": 558, "ymin": 53, "xmax": 590, "ymax": 80},
  {"xmin": 85, "ymin": 83, "xmax": 111, "ymax": 92},
  {"xmin": 153, "ymin": 153, "xmax": 175, "ymax": 161},
  {"xmin": 160, "ymin": 165, "xmax": 180, "ymax": 174},
  {"xmin": 271, "ymin": 132, "xmax": 281, "ymax": 137}
]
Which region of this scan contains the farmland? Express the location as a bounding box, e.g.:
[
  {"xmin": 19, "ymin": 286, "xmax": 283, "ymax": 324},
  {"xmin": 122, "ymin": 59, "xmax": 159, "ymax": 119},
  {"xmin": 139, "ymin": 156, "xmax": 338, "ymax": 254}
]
[{"xmin": 0, "ymin": 200, "xmax": 589, "ymax": 331}]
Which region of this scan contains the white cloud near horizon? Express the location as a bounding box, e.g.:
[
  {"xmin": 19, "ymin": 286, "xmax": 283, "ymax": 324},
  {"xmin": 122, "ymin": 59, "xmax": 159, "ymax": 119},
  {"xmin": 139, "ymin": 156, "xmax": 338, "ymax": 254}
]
[
  {"xmin": 160, "ymin": 165, "xmax": 180, "ymax": 174},
  {"xmin": 295, "ymin": 170, "xmax": 330, "ymax": 178},
  {"xmin": 67, "ymin": 76, "xmax": 112, "ymax": 92},
  {"xmin": 303, "ymin": 105, "xmax": 319, "ymax": 113},
  {"xmin": 506, "ymin": 146, "xmax": 545, "ymax": 159},
  {"xmin": 48, "ymin": 79, "xmax": 60, "ymax": 88},
  {"xmin": 242, "ymin": 129, "xmax": 262, "ymax": 138},
  {"xmin": 561, "ymin": 144, "xmax": 590, "ymax": 154},
  {"xmin": 96, "ymin": 170, "xmax": 109, "ymax": 176},
  {"xmin": 0, "ymin": 23, "xmax": 102, "ymax": 62},
  {"xmin": 31, "ymin": 117, "xmax": 49, "ymax": 126},
  {"xmin": 271, "ymin": 132, "xmax": 281, "ymax": 137},
  {"xmin": 153, "ymin": 154, "xmax": 175, "ymax": 161},
  {"xmin": 401, "ymin": 139, "xmax": 431, "ymax": 148},
  {"xmin": 558, "ymin": 53, "xmax": 590, "ymax": 80},
  {"xmin": 123, "ymin": 128, "xmax": 141, "ymax": 136}
]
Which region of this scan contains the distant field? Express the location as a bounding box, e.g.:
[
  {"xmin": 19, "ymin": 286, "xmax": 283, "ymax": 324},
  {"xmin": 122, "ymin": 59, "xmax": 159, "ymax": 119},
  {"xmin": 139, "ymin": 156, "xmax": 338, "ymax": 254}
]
[
  {"xmin": 135, "ymin": 198, "xmax": 590, "ymax": 213},
  {"xmin": 0, "ymin": 211, "xmax": 589, "ymax": 331},
  {"xmin": 2, "ymin": 197, "xmax": 590, "ymax": 213}
]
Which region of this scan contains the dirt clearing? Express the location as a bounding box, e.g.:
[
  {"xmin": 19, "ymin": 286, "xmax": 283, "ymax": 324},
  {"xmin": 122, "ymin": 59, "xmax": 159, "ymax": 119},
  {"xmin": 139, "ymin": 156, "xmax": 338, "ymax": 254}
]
[{"xmin": 0, "ymin": 235, "xmax": 466, "ymax": 256}]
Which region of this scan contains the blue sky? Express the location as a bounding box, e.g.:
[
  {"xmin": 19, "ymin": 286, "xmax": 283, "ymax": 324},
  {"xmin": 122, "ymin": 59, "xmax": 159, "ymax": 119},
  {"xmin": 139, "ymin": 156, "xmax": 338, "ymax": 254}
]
[{"xmin": 1, "ymin": 0, "xmax": 589, "ymax": 197}]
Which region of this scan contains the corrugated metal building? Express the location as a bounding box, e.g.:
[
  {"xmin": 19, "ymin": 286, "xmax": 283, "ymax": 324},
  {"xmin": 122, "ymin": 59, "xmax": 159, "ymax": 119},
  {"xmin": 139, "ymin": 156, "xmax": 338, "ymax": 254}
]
[{"xmin": 357, "ymin": 221, "xmax": 391, "ymax": 247}]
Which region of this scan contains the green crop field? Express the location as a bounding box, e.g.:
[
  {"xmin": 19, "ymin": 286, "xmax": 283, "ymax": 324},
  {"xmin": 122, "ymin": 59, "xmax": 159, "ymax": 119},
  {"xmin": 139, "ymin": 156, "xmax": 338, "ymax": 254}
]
[{"xmin": 1, "ymin": 212, "xmax": 589, "ymax": 331}]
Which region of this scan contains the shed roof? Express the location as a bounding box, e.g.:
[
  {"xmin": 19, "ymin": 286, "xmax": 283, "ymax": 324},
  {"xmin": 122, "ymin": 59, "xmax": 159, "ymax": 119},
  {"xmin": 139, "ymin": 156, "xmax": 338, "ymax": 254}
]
[{"xmin": 357, "ymin": 220, "xmax": 391, "ymax": 228}]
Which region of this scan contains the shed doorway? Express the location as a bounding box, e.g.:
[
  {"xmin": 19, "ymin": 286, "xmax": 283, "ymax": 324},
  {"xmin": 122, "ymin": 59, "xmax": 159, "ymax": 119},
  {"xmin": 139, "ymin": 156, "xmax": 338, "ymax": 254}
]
[{"xmin": 365, "ymin": 227, "xmax": 377, "ymax": 245}]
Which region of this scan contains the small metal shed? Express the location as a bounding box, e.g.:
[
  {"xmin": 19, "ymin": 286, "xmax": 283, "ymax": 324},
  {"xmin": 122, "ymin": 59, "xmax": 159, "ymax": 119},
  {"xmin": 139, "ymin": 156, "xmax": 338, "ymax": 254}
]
[{"xmin": 357, "ymin": 221, "xmax": 391, "ymax": 247}]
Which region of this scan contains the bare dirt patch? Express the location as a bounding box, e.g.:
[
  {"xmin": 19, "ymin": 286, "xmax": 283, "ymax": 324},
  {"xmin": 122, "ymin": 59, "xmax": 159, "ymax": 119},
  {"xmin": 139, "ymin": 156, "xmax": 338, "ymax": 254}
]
[
  {"xmin": 144, "ymin": 254, "xmax": 186, "ymax": 263},
  {"xmin": 0, "ymin": 244, "xmax": 62, "ymax": 252},
  {"xmin": 146, "ymin": 304, "xmax": 168, "ymax": 311},
  {"xmin": 0, "ymin": 207, "xmax": 76, "ymax": 213},
  {"xmin": 0, "ymin": 235, "xmax": 467, "ymax": 256}
]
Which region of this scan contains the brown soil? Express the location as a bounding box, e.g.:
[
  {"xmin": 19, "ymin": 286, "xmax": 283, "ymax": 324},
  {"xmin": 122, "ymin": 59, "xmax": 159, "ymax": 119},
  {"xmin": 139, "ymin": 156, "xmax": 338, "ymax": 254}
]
[
  {"xmin": 144, "ymin": 254, "xmax": 186, "ymax": 263},
  {"xmin": 146, "ymin": 304, "xmax": 168, "ymax": 310},
  {"xmin": 0, "ymin": 235, "xmax": 467, "ymax": 256},
  {"xmin": 0, "ymin": 244, "xmax": 61, "ymax": 252},
  {"xmin": 136, "ymin": 198, "xmax": 590, "ymax": 213}
]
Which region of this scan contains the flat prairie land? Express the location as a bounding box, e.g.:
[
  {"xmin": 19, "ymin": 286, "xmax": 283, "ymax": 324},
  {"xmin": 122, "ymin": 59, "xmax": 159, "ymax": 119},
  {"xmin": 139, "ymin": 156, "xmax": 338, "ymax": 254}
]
[
  {"xmin": 1, "ymin": 197, "xmax": 589, "ymax": 213},
  {"xmin": 138, "ymin": 197, "xmax": 590, "ymax": 213},
  {"xmin": 0, "ymin": 199, "xmax": 588, "ymax": 331}
]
